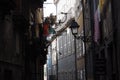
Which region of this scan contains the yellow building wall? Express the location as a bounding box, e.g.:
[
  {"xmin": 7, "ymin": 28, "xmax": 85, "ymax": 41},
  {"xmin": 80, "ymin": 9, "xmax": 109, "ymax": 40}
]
[{"xmin": 77, "ymin": 12, "xmax": 83, "ymax": 33}]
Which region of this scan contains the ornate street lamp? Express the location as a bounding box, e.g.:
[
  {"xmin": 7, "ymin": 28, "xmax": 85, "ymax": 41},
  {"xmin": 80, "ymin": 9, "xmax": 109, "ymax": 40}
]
[
  {"xmin": 70, "ymin": 19, "xmax": 79, "ymax": 36},
  {"xmin": 69, "ymin": 19, "xmax": 79, "ymax": 80}
]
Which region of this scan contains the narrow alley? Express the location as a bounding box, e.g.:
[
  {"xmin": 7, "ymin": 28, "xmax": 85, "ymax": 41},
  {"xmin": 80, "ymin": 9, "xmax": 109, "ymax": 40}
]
[{"xmin": 0, "ymin": 0, "xmax": 120, "ymax": 80}]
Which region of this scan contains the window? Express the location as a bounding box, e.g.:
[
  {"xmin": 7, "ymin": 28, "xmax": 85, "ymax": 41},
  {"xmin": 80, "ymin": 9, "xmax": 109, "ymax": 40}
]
[
  {"xmin": 63, "ymin": 32, "xmax": 67, "ymax": 55},
  {"xmin": 58, "ymin": 36, "xmax": 63, "ymax": 58}
]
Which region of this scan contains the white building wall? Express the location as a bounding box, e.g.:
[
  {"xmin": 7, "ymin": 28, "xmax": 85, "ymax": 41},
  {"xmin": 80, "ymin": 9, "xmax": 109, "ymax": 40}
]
[
  {"xmin": 52, "ymin": 39, "xmax": 57, "ymax": 65},
  {"xmin": 56, "ymin": 0, "xmax": 76, "ymax": 22},
  {"xmin": 51, "ymin": 0, "xmax": 84, "ymax": 80}
]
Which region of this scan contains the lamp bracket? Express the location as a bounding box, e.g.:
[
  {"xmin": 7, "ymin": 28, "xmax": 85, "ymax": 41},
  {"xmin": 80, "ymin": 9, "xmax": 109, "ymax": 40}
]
[{"xmin": 58, "ymin": 12, "xmax": 68, "ymax": 24}]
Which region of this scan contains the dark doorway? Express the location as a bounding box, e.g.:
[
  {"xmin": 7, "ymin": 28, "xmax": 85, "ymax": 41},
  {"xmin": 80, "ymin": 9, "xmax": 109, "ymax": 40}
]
[
  {"xmin": 107, "ymin": 42, "xmax": 118, "ymax": 80},
  {"xmin": 4, "ymin": 69, "xmax": 13, "ymax": 80}
]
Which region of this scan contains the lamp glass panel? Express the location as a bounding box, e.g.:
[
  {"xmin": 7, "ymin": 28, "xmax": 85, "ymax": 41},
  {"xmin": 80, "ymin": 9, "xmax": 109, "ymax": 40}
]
[{"xmin": 72, "ymin": 28, "xmax": 78, "ymax": 34}]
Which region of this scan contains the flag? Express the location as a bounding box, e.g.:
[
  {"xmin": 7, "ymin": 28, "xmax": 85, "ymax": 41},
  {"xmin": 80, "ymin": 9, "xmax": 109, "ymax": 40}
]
[
  {"xmin": 43, "ymin": 23, "xmax": 49, "ymax": 36},
  {"xmin": 49, "ymin": 26, "xmax": 56, "ymax": 34},
  {"xmin": 94, "ymin": 8, "xmax": 100, "ymax": 44}
]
